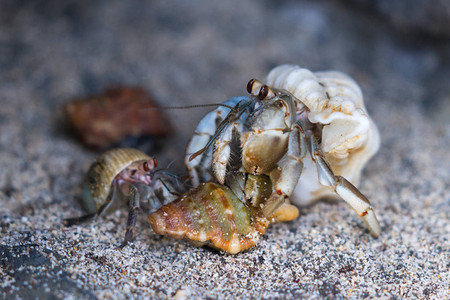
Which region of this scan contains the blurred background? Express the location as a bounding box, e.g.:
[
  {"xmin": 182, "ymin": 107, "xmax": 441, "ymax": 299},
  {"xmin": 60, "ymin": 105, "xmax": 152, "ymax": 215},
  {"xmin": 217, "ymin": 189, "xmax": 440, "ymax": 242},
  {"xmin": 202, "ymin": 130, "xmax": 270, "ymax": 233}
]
[
  {"xmin": 1, "ymin": 0, "xmax": 449, "ymax": 201},
  {"xmin": 0, "ymin": 0, "xmax": 448, "ymax": 298},
  {"xmin": 1, "ymin": 0, "xmax": 449, "ymax": 173}
]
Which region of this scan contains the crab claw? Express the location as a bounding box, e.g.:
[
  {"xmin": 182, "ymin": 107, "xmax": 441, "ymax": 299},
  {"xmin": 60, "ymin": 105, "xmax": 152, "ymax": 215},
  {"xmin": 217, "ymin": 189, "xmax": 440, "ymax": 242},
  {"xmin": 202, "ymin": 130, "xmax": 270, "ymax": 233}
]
[{"xmin": 262, "ymin": 125, "xmax": 306, "ymax": 217}]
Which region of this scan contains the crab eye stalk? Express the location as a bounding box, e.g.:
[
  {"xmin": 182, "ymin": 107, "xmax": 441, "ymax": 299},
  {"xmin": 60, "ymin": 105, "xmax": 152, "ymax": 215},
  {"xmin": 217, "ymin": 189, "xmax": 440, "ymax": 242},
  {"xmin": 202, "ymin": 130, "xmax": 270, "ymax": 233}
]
[
  {"xmin": 247, "ymin": 79, "xmax": 256, "ymax": 94},
  {"xmin": 258, "ymin": 85, "xmax": 269, "ymax": 100},
  {"xmin": 143, "ymin": 158, "xmax": 158, "ymax": 172},
  {"xmin": 247, "ymin": 79, "xmax": 265, "ymax": 97}
]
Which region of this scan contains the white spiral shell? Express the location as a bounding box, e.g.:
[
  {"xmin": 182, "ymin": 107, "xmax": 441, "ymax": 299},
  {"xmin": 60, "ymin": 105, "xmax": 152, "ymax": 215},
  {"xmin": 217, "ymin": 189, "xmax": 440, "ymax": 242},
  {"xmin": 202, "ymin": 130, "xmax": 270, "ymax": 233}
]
[{"xmin": 266, "ymin": 65, "xmax": 380, "ymax": 205}]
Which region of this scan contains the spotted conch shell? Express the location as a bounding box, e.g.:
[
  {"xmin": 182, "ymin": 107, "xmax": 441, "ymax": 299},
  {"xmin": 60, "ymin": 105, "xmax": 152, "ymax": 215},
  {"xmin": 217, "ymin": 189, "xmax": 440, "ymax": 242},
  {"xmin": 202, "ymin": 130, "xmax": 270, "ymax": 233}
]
[
  {"xmin": 148, "ymin": 174, "xmax": 299, "ymax": 254},
  {"xmin": 266, "ymin": 65, "xmax": 380, "ymax": 205},
  {"xmin": 148, "ymin": 182, "xmax": 270, "ymax": 254}
]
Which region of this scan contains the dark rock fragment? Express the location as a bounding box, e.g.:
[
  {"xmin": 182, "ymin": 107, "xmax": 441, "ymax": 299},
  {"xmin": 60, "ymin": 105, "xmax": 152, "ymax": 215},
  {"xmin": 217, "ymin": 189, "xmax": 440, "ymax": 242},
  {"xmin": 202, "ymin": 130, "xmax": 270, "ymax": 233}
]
[{"xmin": 65, "ymin": 87, "xmax": 173, "ymax": 150}]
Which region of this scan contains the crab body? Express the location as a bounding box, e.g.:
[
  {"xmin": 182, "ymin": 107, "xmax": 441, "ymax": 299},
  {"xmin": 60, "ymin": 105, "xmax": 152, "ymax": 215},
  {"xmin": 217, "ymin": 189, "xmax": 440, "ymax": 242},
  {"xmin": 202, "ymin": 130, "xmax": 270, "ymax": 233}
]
[
  {"xmin": 81, "ymin": 148, "xmax": 156, "ymax": 213},
  {"xmin": 186, "ymin": 66, "xmax": 381, "ymax": 237},
  {"xmin": 65, "ymin": 148, "xmax": 178, "ymax": 247},
  {"xmin": 241, "ymin": 92, "xmax": 295, "ymax": 175}
]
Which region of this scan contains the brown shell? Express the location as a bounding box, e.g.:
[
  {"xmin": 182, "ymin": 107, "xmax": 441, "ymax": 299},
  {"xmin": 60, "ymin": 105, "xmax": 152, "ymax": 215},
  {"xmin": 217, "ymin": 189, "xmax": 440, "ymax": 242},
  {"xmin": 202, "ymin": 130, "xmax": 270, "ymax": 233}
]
[
  {"xmin": 148, "ymin": 182, "xmax": 270, "ymax": 254},
  {"xmin": 82, "ymin": 148, "xmax": 152, "ymax": 213}
]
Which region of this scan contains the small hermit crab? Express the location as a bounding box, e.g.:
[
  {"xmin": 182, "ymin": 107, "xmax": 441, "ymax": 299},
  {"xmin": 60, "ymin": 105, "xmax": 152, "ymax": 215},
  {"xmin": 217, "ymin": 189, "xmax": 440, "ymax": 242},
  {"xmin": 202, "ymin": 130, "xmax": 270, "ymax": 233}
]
[
  {"xmin": 64, "ymin": 148, "xmax": 178, "ymax": 247},
  {"xmin": 185, "ymin": 65, "xmax": 381, "ymax": 237}
]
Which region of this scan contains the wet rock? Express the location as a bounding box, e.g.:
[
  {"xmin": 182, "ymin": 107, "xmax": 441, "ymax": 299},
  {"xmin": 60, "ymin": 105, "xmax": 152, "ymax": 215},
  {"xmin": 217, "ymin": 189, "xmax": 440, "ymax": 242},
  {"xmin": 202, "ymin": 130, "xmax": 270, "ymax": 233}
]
[
  {"xmin": 0, "ymin": 244, "xmax": 94, "ymax": 299},
  {"xmin": 65, "ymin": 87, "xmax": 173, "ymax": 150}
]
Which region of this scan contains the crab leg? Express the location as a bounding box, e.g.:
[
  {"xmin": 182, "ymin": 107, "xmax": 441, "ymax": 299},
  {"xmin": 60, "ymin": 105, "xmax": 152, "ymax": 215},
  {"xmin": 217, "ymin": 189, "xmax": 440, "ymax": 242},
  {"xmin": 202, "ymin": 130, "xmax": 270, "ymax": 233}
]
[
  {"xmin": 120, "ymin": 185, "xmax": 140, "ymax": 248},
  {"xmin": 309, "ymin": 135, "xmax": 381, "ymax": 237},
  {"xmin": 63, "ymin": 183, "xmax": 119, "ymax": 226},
  {"xmin": 185, "ymin": 97, "xmax": 252, "ymax": 186},
  {"xmin": 263, "ymin": 125, "xmax": 306, "ymax": 217},
  {"xmin": 63, "ymin": 211, "xmax": 98, "ymax": 226},
  {"xmin": 185, "ymin": 107, "xmax": 221, "ymax": 186},
  {"xmin": 213, "ymin": 120, "xmax": 245, "ymax": 184}
]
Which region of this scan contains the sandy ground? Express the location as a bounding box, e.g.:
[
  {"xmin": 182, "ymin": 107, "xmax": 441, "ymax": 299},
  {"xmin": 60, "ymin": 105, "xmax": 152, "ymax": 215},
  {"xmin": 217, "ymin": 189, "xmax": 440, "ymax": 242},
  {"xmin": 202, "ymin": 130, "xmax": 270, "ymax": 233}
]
[{"xmin": 0, "ymin": 0, "xmax": 449, "ymax": 299}]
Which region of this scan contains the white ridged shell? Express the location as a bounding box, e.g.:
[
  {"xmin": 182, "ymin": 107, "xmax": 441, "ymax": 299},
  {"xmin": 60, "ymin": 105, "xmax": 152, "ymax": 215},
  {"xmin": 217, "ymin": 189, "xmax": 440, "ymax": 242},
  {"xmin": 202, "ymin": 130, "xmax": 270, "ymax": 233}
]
[{"xmin": 266, "ymin": 65, "xmax": 380, "ymax": 205}]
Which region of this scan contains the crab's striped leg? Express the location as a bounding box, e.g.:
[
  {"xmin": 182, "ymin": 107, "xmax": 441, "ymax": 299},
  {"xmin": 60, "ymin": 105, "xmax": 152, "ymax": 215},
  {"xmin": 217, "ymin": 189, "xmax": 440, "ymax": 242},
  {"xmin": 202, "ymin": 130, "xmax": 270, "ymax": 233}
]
[
  {"xmin": 185, "ymin": 97, "xmax": 250, "ymax": 186},
  {"xmin": 309, "ymin": 134, "xmax": 381, "ymax": 237},
  {"xmin": 212, "ymin": 120, "xmax": 245, "ymax": 184}
]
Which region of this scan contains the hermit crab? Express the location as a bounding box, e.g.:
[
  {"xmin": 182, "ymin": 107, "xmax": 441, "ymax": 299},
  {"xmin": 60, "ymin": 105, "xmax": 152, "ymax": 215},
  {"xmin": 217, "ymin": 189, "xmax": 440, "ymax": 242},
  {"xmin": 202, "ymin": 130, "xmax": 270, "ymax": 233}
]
[
  {"xmin": 185, "ymin": 65, "xmax": 381, "ymax": 237},
  {"xmin": 64, "ymin": 148, "xmax": 178, "ymax": 247}
]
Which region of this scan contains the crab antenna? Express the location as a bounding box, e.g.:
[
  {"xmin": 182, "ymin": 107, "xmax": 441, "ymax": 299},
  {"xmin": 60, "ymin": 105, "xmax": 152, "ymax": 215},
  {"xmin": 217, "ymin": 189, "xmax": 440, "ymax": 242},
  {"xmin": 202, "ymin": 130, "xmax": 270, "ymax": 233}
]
[
  {"xmin": 153, "ymin": 169, "xmax": 180, "ymax": 180},
  {"xmin": 153, "ymin": 169, "xmax": 186, "ymax": 195},
  {"xmin": 188, "ymin": 117, "xmax": 231, "ymax": 161},
  {"xmin": 146, "ymin": 103, "xmax": 236, "ymax": 111},
  {"xmin": 158, "ymin": 178, "xmax": 174, "ymax": 193},
  {"xmin": 248, "ymin": 99, "xmax": 278, "ymax": 118}
]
